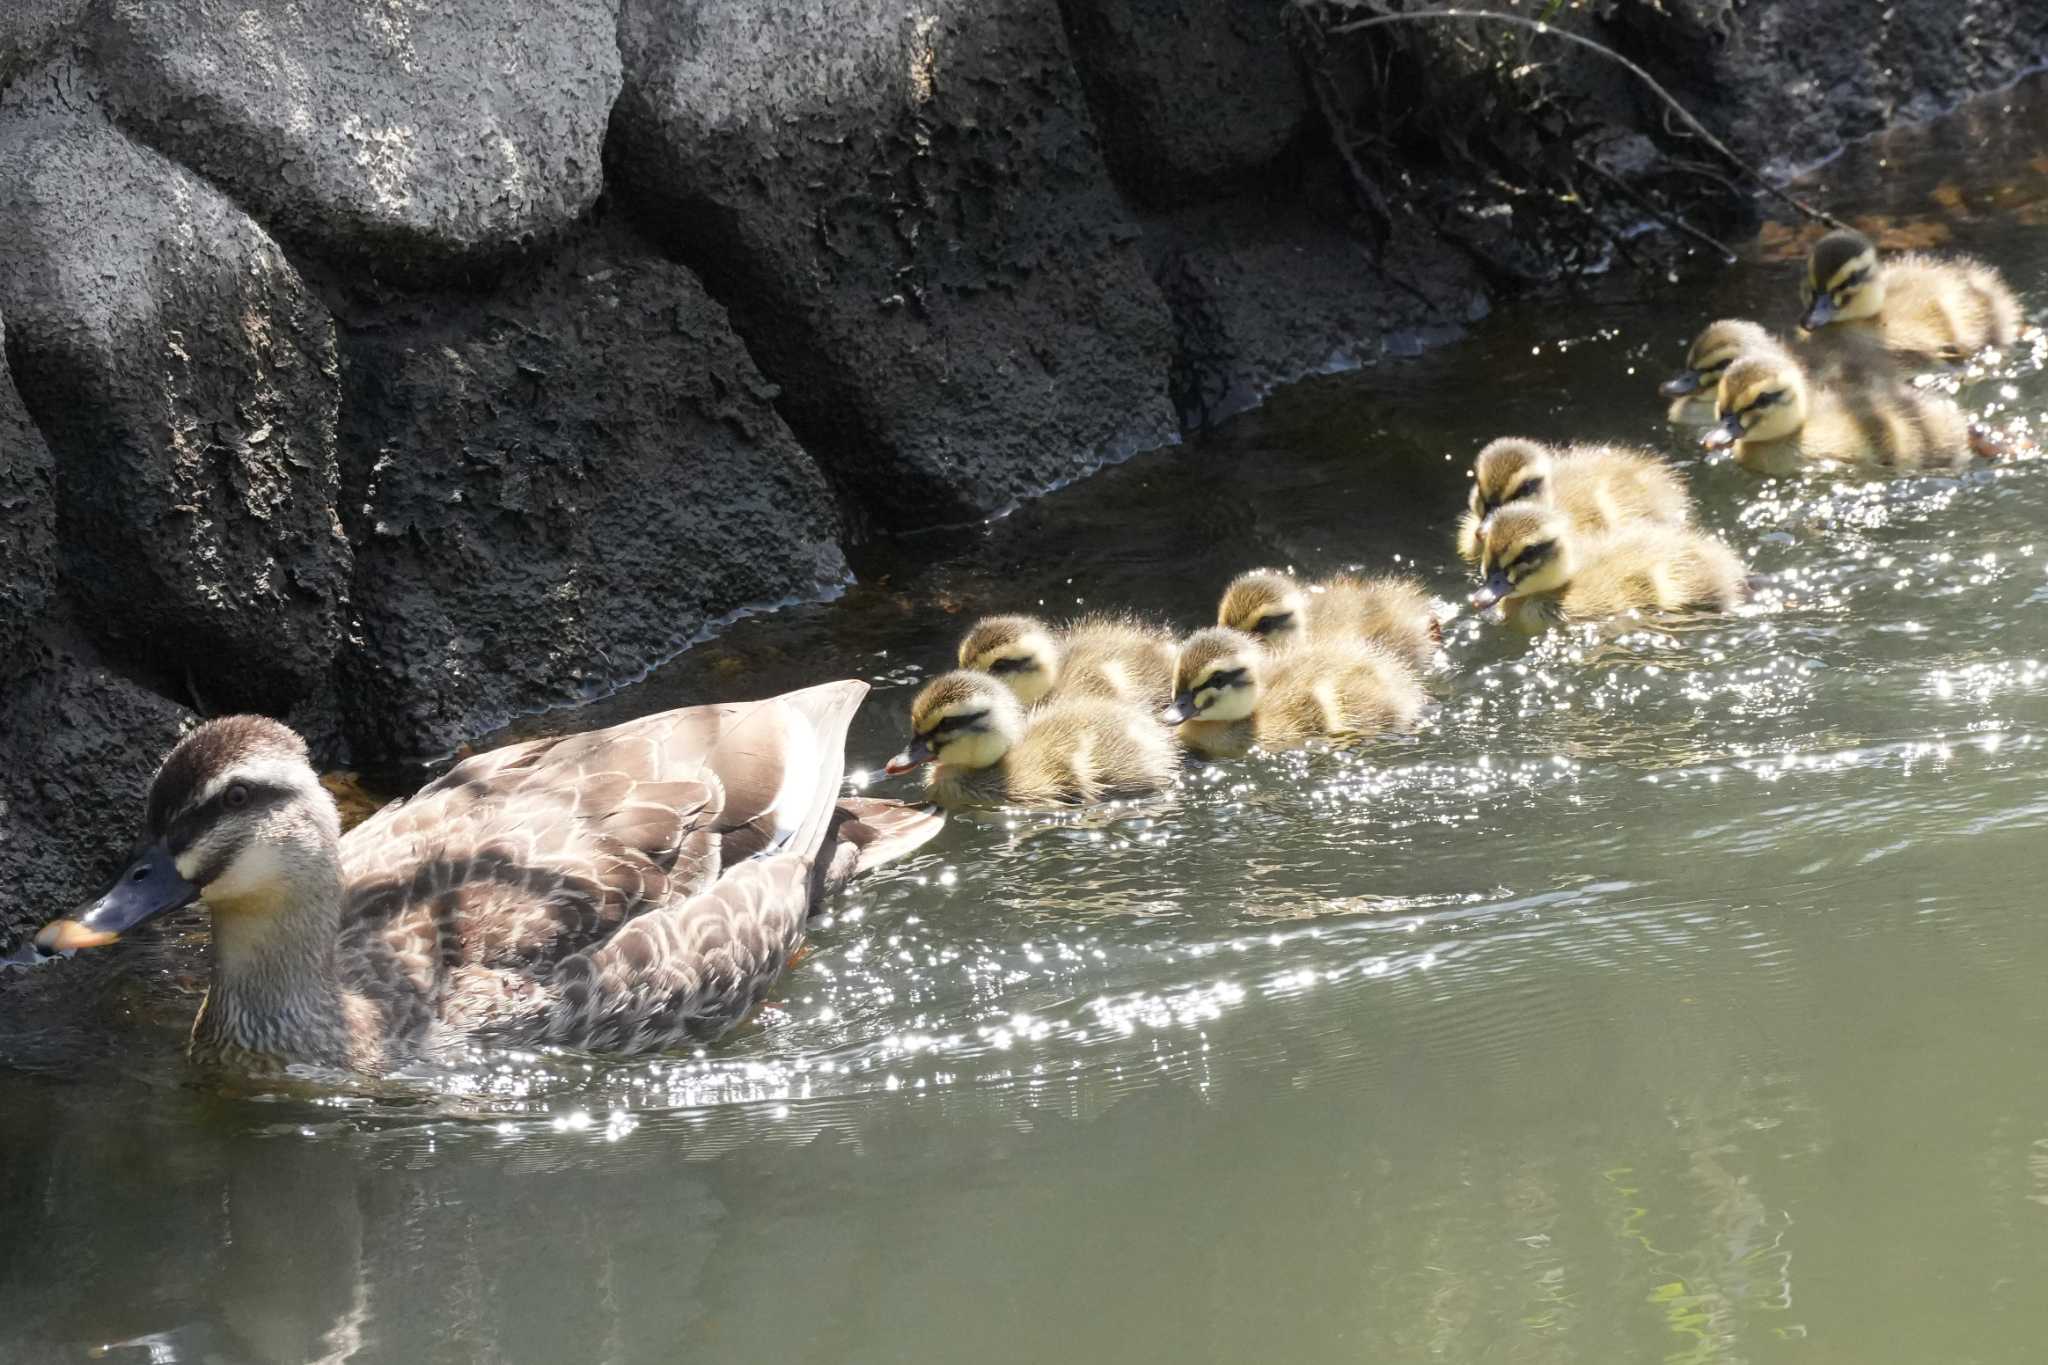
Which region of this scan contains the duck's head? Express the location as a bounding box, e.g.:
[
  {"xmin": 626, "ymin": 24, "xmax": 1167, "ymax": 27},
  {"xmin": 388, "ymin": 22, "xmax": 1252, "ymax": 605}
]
[
  {"xmin": 1471, "ymin": 504, "xmax": 1573, "ymax": 609},
  {"xmin": 884, "ymin": 671, "xmax": 1025, "ymax": 774},
  {"xmin": 1162, "ymin": 627, "xmax": 1262, "ymax": 725},
  {"xmin": 1702, "ymin": 355, "xmax": 1807, "ymax": 449},
  {"xmin": 957, "ymin": 614, "xmax": 1062, "ymax": 705},
  {"xmin": 1218, "ymin": 570, "xmax": 1309, "ymax": 648},
  {"xmin": 1661, "ymin": 319, "xmax": 1776, "ymax": 400},
  {"xmin": 1801, "ymin": 229, "xmax": 1881, "ymax": 330},
  {"xmin": 36, "ymin": 716, "xmax": 340, "ymax": 953},
  {"xmin": 1468, "ymin": 438, "xmax": 1556, "ymax": 522}
]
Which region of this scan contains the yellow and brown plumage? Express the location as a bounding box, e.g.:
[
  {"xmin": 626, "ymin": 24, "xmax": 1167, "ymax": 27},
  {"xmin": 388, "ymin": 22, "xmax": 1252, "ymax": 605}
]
[
  {"xmin": 34, "ymin": 684, "xmax": 942, "ymax": 1073},
  {"xmin": 1801, "ymin": 228, "xmax": 2021, "ymax": 362},
  {"xmin": 1454, "ymin": 437, "xmax": 1691, "ymax": 564},
  {"xmin": 955, "ymin": 612, "xmax": 1175, "ymax": 707},
  {"xmin": 1470, "ymin": 504, "xmax": 1748, "ymax": 634},
  {"xmin": 1702, "ymin": 353, "xmax": 1973, "ymax": 476},
  {"xmin": 1217, "ymin": 568, "xmax": 1439, "ymax": 673},
  {"xmin": 885, "ymin": 669, "xmax": 1177, "ymax": 808},
  {"xmin": 1164, "ymin": 627, "xmax": 1424, "ymax": 760}
]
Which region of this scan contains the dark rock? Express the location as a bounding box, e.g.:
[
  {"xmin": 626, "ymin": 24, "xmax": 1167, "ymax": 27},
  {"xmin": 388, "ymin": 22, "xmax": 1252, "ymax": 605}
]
[
  {"xmin": 611, "ymin": 0, "xmax": 1180, "ymax": 532},
  {"xmin": 0, "ymin": 0, "xmax": 84, "ymax": 92},
  {"xmin": 0, "ymin": 61, "xmax": 350, "ymax": 716},
  {"xmin": 338, "ymin": 224, "xmax": 850, "ymax": 761},
  {"xmin": 1056, "ymin": 0, "xmax": 1309, "ymax": 207},
  {"xmin": 93, "ymin": 0, "xmax": 621, "ymax": 278},
  {"xmin": 0, "ymin": 648, "xmax": 192, "ymax": 955},
  {"xmin": 0, "ymin": 315, "xmax": 57, "ymax": 685},
  {"xmin": 1147, "ymin": 178, "xmax": 1489, "ymax": 428}
]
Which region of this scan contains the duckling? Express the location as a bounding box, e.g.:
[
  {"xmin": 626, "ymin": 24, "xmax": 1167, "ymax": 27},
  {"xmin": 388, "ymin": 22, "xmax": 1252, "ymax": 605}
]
[
  {"xmin": 1661, "ymin": 318, "xmax": 1901, "ymax": 426},
  {"xmin": 1702, "ymin": 353, "xmax": 1971, "ymax": 476},
  {"xmin": 883, "ymin": 670, "xmax": 1177, "ymax": 808},
  {"xmin": 956, "ymin": 612, "xmax": 1175, "ymax": 707},
  {"xmin": 1455, "ymin": 437, "xmax": 1691, "ymax": 564},
  {"xmin": 1162, "ymin": 627, "xmax": 1425, "ymax": 759},
  {"xmin": 1217, "ymin": 569, "xmax": 1439, "ymax": 672},
  {"xmin": 1470, "ymin": 504, "xmax": 1747, "ymax": 634},
  {"xmin": 1801, "ymin": 228, "xmax": 2021, "ymax": 361},
  {"xmin": 31, "ymin": 687, "xmax": 944, "ymax": 1073}
]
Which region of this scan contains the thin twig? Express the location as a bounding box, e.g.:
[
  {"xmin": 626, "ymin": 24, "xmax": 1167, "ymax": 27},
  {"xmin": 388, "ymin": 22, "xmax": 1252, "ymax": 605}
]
[
  {"xmin": 1315, "ymin": 5, "xmax": 1846, "ymax": 229},
  {"xmin": 1574, "ymin": 153, "xmax": 1736, "ymax": 264}
]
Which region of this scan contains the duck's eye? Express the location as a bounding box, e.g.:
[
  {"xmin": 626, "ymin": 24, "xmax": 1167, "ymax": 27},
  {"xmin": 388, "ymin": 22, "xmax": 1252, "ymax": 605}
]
[
  {"xmin": 1203, "ymin": 668, "xmax": 1249, "ymax": 690},
  {"xmin": 927, "ymin": 710, "xmax": 989, "ymax": 742},
  {"xmin": 1746, "ymin": 389, "xmax": 1787, "ymax": 415},
  {"xmin": 224, "ymin": 782, "xmax": 251, "ymax": 810},
  {"xmin": 1508, "ymin": 540, "xmax": 1556, "ymax": 576},
  {"xmin": 1505, "ymin": 475, "xmax": 1544, "ymax": 504},
  {"xmin": 987, "ymin": 656, "xmax": 1034, "ymax": 675}
]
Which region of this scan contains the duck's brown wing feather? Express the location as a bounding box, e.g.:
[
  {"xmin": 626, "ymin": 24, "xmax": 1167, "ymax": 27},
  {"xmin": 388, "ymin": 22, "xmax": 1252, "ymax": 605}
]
[{"xmin": 337, "ymin": 681, "xmax": 870, "ymax": 1052}]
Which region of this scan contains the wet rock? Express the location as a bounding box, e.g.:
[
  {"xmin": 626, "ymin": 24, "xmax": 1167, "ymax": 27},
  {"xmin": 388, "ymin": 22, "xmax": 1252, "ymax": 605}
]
[
  {"xmin": 611, "ymin": 0, "xmax": 1179, "ymax": 532},
  {"xmin": 1056, "ymin": 0, "xmax": 1309, "ymax": 207},
  {"xmin": 94, "ymin": 0, "xmax": 620, "ymax": 278},
  {"xmin": 338, "ymin": 224, "xmax": 850, "ymax": 761},
  {"xmin": 0, "ymin": 62, "xmax": 350, "ymax": 716},
  {"xmin": 1148, "ymin": 184, "xmax": 1488, "ymax": 428},
  {"xmin": 0, "ymin": 649, "xmax": 192, "ymax": 955},
  {"xmin": 0, "ymin": 316, "xmax": 56, "ymax": 685}
]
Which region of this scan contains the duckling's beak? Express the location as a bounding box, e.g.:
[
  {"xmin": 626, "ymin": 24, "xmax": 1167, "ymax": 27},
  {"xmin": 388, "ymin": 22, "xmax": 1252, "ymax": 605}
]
[
  {"xmin": 1160, "ymin": 693, "xmax": 1198, "ymax": 725},
  {"xmin": 882, "ymin": 735, "xmax": 935, "ymax": 775},
  {"xmin": 1800, "ymin": 295, "xmax": 1836, "ymax": 330},
  {"xmin": 1659, "ymin": 369, "xmax": 1704, "ymax": 398},
  {"xmin": 1468, "ymin": 571, "xmax": 1514, "ymax": 610},
  {"xmin": 1700, "ymin": 415, "xmax": 1743, "ymax": 450},
  {"xmin": 34, "ymin": 842, "xmax": 198, "ymax": 954}
]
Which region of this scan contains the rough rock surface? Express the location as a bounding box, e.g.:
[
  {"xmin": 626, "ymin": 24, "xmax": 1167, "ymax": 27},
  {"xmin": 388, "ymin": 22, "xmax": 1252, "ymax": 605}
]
[
  {"xmin": 95, "ymin": 0, "xmax": 621, "ymax": 277},
  {"xmin": 338, "ymin": 224, "xmax": 849, "ymax": 760},
  {"xmin": 611, "ymin": 0, "xmax": 1180, "ymax": 532},
  {"xmin": 0, "ymin": 63, "xmax": 349, "ymax": 716},
  {"xmin": 0, "ymin": 313, "xmax": 56, "ymax": 685},
  {"xmin": 1610, "ymin": 0, "xmax": 2048, "ymax": 179},
  {"xmin": 1056, "ymin": 0, "xmax": 1309, "ymax": 207},
  {"xmin": 0, "ymin": 0, "xmax": 85, "ymax": 91},
  {"xmin": 0, "ymin": 650, "xmax": 192, "ymax": 954}
]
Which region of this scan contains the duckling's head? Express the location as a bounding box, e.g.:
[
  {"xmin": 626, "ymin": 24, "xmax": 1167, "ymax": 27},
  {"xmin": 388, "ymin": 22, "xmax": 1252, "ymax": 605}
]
[
  {"xmin": 1218, "ymin": 570, "xmax": 1309, "ymax": 647},
  {"xmin": 1801, "ymin": 229, "xmax": 1880, "ymax": 330},
  {"xmin": 1661, "ymin": 319, "xmax": 1776, "ymax": 399},
  {"xmin": 885, "ymin": 671, "xmax": 1025, "ymax": 775},
  {"xmin": 36, "ymin": 716, "xmax": 342, "ymax": 953},
  {"xmin": 957, "ymin": 614, "xmax": 1062, "ymax": 704},
  {"xmin": 1471, "ymin": 505, "xmax": 1573, "ymax": 609},
  {"xmin": 1702, "ymin": 355, "xmax": 1808, "ymax": 449},
  {"xmin": 1468, "ymin": 438, "xmax": 1556, "ymax": 521},
  {"xmin": 1162, "ymin": 627, "xmax": 1263, "ymax": 725}
]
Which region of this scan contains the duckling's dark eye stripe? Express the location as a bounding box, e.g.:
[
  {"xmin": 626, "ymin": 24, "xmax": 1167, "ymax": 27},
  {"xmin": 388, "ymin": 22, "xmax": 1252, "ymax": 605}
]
[
  {"xmin": 987, "ymin": 656, "xmax": 1035, "ymax": 675},
  {"xmin": 1505, "ymin": 475, "xmax": 1544, "ymax": 504},
  {"xmin": 1508, "ymin": 540, "xmax": 1556, "ymax": 573},
  {"xmin": 1201, "ymin": 667, "xmax": 1250, "ymax": 690},
  {"xmin": 1248, "ymin": 612, "xmax": 1294, "ymax": 636},
  {"xmin": 921, "ymin": 710, "xmax": 989, "ymax": 742}
]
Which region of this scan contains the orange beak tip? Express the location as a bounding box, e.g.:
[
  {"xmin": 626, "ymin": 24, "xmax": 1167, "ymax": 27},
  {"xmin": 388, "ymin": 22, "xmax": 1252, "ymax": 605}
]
[{"xmin": 34, "ymin": 919, "xmax": 120, "ymax": 952}]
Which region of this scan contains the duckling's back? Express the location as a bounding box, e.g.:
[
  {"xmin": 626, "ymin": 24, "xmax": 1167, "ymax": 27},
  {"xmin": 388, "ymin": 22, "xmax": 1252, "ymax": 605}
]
[
  {"xmin": 1553, "ymin": 445, "xmax": 1692, "ymax": 536},
  {"xmin": 1560, "ymin": 525, "xmax": 1747, "ymax": 620},
  {"xmin": 1795, "ymin": 382, "xmax": 1973, "ymax": 472},
  {"xmin": 1878, "ymin": 254, "xmax": 2022, "ymax": 359},
  {"xmin": 1314, "ymin": 575, "xmax": 1439, "ymax": 672},
  {"xmin": 1256, "ymin": 640, "xmax": 1427, "ymax": 749},
  {"xmin": 1057, "ymin": 615, "xmax": 1177, "ymax": 707},
  {"xmin": 1005, "ymin": 697, "xmax": 1178, "ymax": 804}
]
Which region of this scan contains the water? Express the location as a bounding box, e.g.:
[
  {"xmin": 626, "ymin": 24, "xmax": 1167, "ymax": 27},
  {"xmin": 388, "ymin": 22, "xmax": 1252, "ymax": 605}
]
[{"xmin": 10, "ymin": 78, "xmax": 2048, "ymax": 1365}]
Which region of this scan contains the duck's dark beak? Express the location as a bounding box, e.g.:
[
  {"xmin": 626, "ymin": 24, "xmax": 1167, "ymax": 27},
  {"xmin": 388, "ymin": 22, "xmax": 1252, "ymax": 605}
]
[
  {"xmin": 1700, "ymin": 415, "xmax": 1743, "ymax": 450},
  {"xmin": 35, "ymin": 843, "xmax": 197, "ymax": 953},
  {"xmin": 1468, "ymin": 571, "xmax": 1514, "ymax": 610},
  {"xmin": 1160, "ymin": 692, "xmax": 1198, "ymax": 725},
  {"xmin": 1800, "ymin": 294, "xmax": 1835, "ymax": 330},
  {"xmin": 1659, "ymin": 369, "xmax": 1703, "ymax": 398},
  {"xmin": 882, "ymin": 735, "xmax": 935, "ymax": 776}
]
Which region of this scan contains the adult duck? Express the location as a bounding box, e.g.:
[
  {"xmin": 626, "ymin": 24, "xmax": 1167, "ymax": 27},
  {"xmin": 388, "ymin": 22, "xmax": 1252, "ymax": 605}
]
[{"xmin": 34, "ymin": 682, "xmax": 941, "ymax": 1074}]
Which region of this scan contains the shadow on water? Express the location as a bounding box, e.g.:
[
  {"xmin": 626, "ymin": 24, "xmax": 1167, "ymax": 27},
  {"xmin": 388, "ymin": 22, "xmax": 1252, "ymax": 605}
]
[{"xmin": 13, "ymin": 73, "xmax": 2048, "ymax": 1365}]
